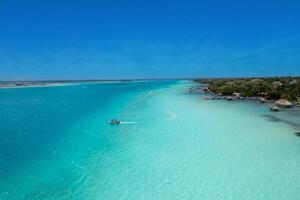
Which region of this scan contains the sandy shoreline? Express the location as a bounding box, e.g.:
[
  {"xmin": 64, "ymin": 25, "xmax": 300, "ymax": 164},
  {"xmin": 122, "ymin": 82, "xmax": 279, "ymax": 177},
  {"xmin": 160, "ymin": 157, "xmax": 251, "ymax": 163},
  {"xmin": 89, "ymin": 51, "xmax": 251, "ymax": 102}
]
[
  {"xmin": 0, "ymin": 79, "xmax": 163, "ymax": 89},
  {"xmin": 0, "ymin": 83, "xmax": 71, "ymax": 89}
]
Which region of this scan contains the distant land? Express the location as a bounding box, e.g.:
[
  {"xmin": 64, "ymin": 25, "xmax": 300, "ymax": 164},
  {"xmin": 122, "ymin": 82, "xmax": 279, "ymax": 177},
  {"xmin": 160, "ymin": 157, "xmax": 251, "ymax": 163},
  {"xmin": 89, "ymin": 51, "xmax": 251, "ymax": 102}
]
[
  {"xmin": 0, "ymin": 79, "xmax": 149, "ymax": 88},
  {"xmin": 0, "ymin": 78, "xmax": 195, "ymax": 88},
  {"xmin": 195, "ymin": 76, "xmax": 300, "ymax": 105},
  {"xmin": 1, "ymin": 77, "xmax": 300, "ymax": 97}
]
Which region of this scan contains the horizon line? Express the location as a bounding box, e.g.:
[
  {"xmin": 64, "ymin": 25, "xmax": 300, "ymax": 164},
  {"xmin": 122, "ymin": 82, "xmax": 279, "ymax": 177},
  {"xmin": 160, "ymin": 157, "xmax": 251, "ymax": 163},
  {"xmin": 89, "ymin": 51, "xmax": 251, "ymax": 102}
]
[{"xmin": 1, "ymin": 75, "xmax": 300, "ymax": 82}]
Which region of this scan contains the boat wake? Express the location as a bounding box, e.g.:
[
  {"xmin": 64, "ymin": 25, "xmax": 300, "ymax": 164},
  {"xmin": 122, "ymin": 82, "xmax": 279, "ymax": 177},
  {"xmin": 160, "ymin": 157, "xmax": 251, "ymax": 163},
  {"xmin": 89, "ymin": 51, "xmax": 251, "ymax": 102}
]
[{"xmin": 120, "ymin": 121, "xmax": 137, "ymax": 124}]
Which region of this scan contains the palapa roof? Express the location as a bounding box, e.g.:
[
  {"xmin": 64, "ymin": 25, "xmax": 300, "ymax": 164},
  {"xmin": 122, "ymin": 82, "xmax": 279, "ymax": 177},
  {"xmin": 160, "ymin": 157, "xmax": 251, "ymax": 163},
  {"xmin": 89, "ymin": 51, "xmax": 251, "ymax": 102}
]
[{"xmin": 275, "ymin": 99, "xmax": 293, "ymax": 107}]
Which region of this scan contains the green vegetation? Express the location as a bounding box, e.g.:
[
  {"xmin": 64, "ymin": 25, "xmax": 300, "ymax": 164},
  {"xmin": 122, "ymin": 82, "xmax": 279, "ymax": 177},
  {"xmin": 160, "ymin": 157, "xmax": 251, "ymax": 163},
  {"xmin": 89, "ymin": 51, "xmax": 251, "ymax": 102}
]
[{"xmin": 196, "ymin": 77, "xmax": 300, "ymax": 101}]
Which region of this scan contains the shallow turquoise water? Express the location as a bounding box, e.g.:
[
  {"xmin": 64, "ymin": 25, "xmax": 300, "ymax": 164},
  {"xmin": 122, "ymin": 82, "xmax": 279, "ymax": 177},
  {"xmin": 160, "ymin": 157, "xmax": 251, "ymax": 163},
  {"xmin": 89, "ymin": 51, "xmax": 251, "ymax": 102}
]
[{"xmin": 0, "ymin": 81, "xmax": 299, "ymax": 199}]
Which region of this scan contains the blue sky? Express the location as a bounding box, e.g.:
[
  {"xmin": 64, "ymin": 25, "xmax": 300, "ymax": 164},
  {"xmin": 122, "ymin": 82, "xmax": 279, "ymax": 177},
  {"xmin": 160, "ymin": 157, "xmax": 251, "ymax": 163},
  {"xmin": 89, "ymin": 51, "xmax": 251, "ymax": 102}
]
[{"xmin": 0, "ymin": 0, "xmax": 300, "ymax": 80}]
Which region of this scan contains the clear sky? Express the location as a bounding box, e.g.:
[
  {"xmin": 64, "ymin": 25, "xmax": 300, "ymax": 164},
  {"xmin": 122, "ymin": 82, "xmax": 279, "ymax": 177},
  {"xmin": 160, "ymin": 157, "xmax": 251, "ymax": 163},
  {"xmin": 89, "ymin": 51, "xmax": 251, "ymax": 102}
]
[{"xmin": 0, "ymin": 0, "xmax": 300, "ymax": 80}]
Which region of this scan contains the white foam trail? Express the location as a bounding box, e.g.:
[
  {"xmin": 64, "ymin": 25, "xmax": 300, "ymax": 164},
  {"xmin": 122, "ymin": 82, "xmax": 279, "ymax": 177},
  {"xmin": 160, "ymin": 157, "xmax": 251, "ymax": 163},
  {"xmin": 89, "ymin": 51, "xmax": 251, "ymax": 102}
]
[{"xmin": 120, "ymin": 121, "xmax": 137, "ymax": 124}]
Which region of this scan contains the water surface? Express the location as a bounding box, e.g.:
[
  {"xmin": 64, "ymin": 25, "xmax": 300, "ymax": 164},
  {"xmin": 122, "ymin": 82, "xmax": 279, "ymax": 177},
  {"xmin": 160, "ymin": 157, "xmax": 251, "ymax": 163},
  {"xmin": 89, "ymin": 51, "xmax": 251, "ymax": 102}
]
[{"xmin": 0, "ymin": 81, "xmax": 299, "ymax": 199}]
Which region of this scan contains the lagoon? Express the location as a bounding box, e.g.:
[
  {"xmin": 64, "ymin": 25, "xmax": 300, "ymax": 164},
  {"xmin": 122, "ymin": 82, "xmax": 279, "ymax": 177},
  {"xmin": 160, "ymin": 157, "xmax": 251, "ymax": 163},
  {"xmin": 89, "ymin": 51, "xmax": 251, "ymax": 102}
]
[{"xmin": 0, "ymin": 80, "xmax": 299, "ymax": 200}]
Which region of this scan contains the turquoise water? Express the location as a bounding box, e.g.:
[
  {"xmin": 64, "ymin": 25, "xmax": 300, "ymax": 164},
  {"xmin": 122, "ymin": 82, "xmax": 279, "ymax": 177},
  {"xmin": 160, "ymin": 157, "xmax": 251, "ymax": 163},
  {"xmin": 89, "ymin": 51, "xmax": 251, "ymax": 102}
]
[{"xmin": 0, "ymin": 81, "xmax": 300, "ymax": 199}]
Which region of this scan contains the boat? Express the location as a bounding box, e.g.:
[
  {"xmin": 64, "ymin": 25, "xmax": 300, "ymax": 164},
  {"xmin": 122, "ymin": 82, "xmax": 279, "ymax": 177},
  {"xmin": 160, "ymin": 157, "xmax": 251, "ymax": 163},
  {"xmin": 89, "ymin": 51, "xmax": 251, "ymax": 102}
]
[
  {"xmin": 270, "ymin": 106, "xmax": 279, "ymax": 112},
  {"xmin": 109, "ymin": 119, "xmax": 121, "ymax": 125},
  {"xmin": 259, "ymin": 97, "xmax": 266, "ymax": 103},
  {"xmin": 226, "ymin": 96, "xmax": 233, "ymax": 101}
]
